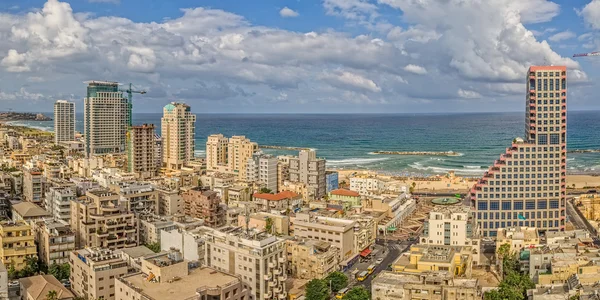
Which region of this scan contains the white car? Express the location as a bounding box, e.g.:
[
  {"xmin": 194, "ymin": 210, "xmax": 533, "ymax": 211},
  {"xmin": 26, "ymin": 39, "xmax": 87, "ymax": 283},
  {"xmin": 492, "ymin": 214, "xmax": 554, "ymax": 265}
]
[{"xmin": 376, "ymin": 258, "xmax": 384, "ymax": 264}]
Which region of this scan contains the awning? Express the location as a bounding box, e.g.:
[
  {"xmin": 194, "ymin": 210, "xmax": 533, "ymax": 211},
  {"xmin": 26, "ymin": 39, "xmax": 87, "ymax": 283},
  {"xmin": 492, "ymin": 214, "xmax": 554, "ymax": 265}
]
[
  {"xmin": 360, "ymin": 249, "xmax": 372, "ymax": 257},
  {"xmin": 387, "ymin": 226, "xmax": 397, "ymax": 232}
]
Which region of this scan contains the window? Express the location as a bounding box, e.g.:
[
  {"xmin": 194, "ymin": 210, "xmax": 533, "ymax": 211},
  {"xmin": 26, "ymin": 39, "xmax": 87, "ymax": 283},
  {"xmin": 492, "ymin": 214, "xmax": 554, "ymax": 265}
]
[
  {"xmin": 526, "ymin": 201, "xmax": 535, "ymax": 210},
  {"xmin": 550, "ymin": 133, "xmax": 560, "ymax": 145},
  {"xmin": 538, "ymin": 134, "xmax": 548, "ymax": 145},
  {"xmin": 478, "ymin": 201, "xmax": 488, "ymax": 210},
  {"xmin": 502, "ymin": 201, "xmax": 511, "ymax": 210},
  {"xmin": 549, "ymin": 200, "xmax": 559, "ymax": 209},
  {"xmin": 537, "ymin": 200, "xmax": 547, "ymax": 209}
]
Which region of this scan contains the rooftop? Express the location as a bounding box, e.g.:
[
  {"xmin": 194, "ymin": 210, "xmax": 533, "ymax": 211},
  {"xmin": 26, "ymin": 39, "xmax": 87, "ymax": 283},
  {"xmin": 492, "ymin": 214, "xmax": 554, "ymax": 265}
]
[
  {"xmin": 12, "ymin": 202, "xmax": 51, "ymax": 218},
  {"xmin": 116, "ymin": 246, "xmax": 156, "ymax": 259},
  {"xmin": 19, "ymin": 275, "xmax": 75, "ymax": 300},
  {"xmin": 330, "ymin": 189, "xmax": 360, "ymax": 197},
  {"xmin": 253, "ymin": 191, "xmax": 299, "ymax": 201},
  {"xmin": 120, "ymin": 267, "xmax": 240, "ymax": 299}
]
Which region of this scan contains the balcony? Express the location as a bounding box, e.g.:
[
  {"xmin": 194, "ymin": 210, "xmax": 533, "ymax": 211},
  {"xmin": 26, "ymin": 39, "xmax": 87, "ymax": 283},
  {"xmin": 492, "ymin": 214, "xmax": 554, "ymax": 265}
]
[
  {"xmin": 268, "ymin": 262, "xmax": 275, "ymax": 268},
  {"xmin": 278, "ymin": 257, "xmax": 286, "ymax": 263},
  {"xmin": 278, "ymin": 275, "xmax": 287, "ymax": 281},
  {"xmin": 264, "ymin": 274, "xmax": 272, "ymax": 281},
  {"xmin": 278, "ymin": 292, "xmax": 288, "ymax": 299},
  {"xmin": 265, "ymin": 292, "xmax": 273, "ymax": 298},
  {"xmin": 268, "ymin": 281, "xmax": 277, "ymax": 287},
  {"xmin": 273, "ymin": 268, "xmax": 282, "ymax": 275}
]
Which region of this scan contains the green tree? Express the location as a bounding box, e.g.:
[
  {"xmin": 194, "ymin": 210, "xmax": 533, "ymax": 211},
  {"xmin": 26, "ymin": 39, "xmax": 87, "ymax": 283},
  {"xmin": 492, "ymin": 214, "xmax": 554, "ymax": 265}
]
[
  {"xmin": 46, "ymin": 290, "xmax": 58, "ymax": 300},
  {"xmin": 265, "ymin": 217, "xmax": 274, "ymax": 234},
  {"xmin": 259, "ymin": 187, "xmax": 273, "ymax": 194},
  {"xmin": 48, "ymin": 263, "xmax": 70, "ymax": 281},
  {"xmin": 325, "ymin": 271, "xmax": 348, "ymax": 293},
  {"xmin": 145, "ymin": 242, "xmax": 161, "ymax": 253},
  {"xmin": 343, "ymin": 286, "xmax": 370, "ymax": 300},
  {"xmin": 305, "ymin": 279, "xmax": 329, "ymax": 300}
]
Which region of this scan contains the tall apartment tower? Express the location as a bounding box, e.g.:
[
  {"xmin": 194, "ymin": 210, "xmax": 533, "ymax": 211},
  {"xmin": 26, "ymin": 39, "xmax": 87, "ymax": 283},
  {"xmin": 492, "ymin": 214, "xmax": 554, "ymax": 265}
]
[
  {"xmin": 289, "ymin": 150, "xmax": 327, "ymax": 199},
  {"xmin": 206, "ymin": 134, "xmax": 229, "ymax": 170},
  {"xmin": 84, "ymin": 81, "xmax": 129, "ymax": 157},
  {"xmin": 127, "ymin": 124, "xmax": 156, "ymax": 178},
  {"xmin": 53, "ymin": 100, "xmax": 75, "ymax": 144},
  {"xmin": 228, "ymin": 136, "xmax": 259, "ymax": 181},
  {"xmin": 161, "ymin": 102, "xmax": 196, "ymax": 170},
  {"xmin": 472, "ymin": 66, "xmax": 567, "ymax": 237},
  {"xmin": 247, "ymin": 153, "xmax": 278, "ymax": 192}
]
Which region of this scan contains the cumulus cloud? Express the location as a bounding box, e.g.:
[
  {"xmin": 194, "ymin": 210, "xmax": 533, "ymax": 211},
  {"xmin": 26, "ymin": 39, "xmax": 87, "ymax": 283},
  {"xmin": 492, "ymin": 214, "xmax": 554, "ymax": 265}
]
[
  {"xmin": 580, "ymin": 0, "xmax": 600, "ymax": 29},
  {"xmin": 457, "ymin": 89, "xmax": 482, "ymax": 99},
  {"xmin": 0, "ymin": 0, "xmax": 588, "ymax": 112},
  {"xmin": 403, "ymin": 64, "xmax": 427, "ymax": 75},
  {"xmin": 548, "ymin": 30, "xmax": 576, "ymax": 42},
  {"xmin": 279, "ymin": 7, "xmax": 299, "ymax": 18}
]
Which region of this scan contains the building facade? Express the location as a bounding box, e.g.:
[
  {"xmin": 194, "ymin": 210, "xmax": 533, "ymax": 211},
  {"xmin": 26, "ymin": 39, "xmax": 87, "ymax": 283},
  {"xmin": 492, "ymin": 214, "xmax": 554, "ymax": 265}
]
[
  {"xmin": 472, "ymin": 66, "xmax": 567, "ymax": 237},
  {"xmin": 35, "ymin": 219, "xmax": 75, "ymax": 266},
  {"xmin": 84, "ymin": 81, "xmax": 130, "ymax": 157},
  {"xmin": 69, "ymin": 248, "xmax": 128, "ymax": 300},
  {"xmin": 247, "ymin": 153, "xmax": 278, "ymax": 192},
  {"xmin": 53, "ymin": 100, "xmax": 75, "ymax": 144},
  {"xmin": 23, "ymin": 167, "xmax": 43, "ymax": 205},
  {"xmin": 183, "ymin": 188, "xmax": 225, "ymax": 228},
  {"xmin": 325, "ymin": 171, "xmax": 339, "ymax": 193},
  {"xmin": 289, "ymin": 150, "xmax": 326, "ymax": 200},
  {"xmin": 286, "ymin": 239, "xmax": 339, "ymax": 280},
  {"xmin": 127, "ymin": 124, "xmax": 156, "ymax": 179},
  {"xmin": 206, "ymin": 134, "xmax": 229, "ymax": 171},
  {"xmin": 46, "ymin": 187, "xmax": 75, "ymax": 222},
  {"xmin": 161, "ymin": 102, "xmax": 196, "ymax": 170},
  {"xmin": 0, "ymin": 221, "xmax": 36, "ymax": 271}
]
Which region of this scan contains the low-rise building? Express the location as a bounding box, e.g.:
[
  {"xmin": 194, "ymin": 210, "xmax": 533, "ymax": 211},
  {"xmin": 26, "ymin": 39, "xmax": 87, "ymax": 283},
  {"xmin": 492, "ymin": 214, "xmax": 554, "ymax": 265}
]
[
  {"xmin": 138, "ymin": 215, "xmax": 178, "ymax": 245},
  {"xmin": 286, "ymin": 239, "xmax": 339, "ymax": 280},
  {"xmin": 350, "ymin": 175, "xmax": 387, "ymax": 195},
  {"xmin": 45, "ymin": 187, "xmax": 75, "ymax": 222},
  {"xmin": 238, "ymin": 212, "xmax": 290, "ymax": 235},
  {"xmin": 69, "ymin": 247, "xmax": 129, "ymax": 300},
  {"xmin": 252, "ymin": 191, "xmax": 302, "ymax": 212},
  {"xmin": 496, "ymin": 227, "xmax": 540, "ymax": 254},
  {"xmin": 0, "ymin": 220, "xmax": 36, "ymax": 271},
  {"xmin": 112, "ymin": 182, "xmax": 159, "ymax": 215},
  {"xmin": 328, "ymin": 189, "xmax": 361, "ymax": 209},
  {"xmin": 19, "ymin": 275, "xmax": 75, "ymax": 300},
  {"xmin": 372, "ymin": 271, "xmax": 480, "ymax": 300},
  {"xmin": 183, "ymin": 188, "xmax": 226, "ymax": 228},
  {"xmin": 11, "ymin": 201, "xmax": 51, "ymax": 226},
  {"xmin": 392, "ymin": 244, "xmax": 473, "ymax": 278},
  {"xmin": 156, "ymin": 186, "xmax": 183, "ymax": 216},
  {"xmin": 35, "ymin": 219, "xmax": 75, "ymax": 266}
]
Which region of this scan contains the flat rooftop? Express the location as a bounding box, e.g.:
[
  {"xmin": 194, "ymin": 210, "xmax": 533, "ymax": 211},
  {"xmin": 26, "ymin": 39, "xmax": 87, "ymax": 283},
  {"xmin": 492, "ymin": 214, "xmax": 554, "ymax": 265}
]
[{"xmin": 122, "ymin": 267, "xmax": 239, "ymax": 299}]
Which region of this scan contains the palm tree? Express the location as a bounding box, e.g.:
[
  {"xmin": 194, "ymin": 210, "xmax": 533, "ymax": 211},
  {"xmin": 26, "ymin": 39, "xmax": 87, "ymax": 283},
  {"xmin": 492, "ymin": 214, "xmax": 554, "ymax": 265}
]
[{"xmin": 46, "ymin": 290, "xmax": 58, "ymax": 300}]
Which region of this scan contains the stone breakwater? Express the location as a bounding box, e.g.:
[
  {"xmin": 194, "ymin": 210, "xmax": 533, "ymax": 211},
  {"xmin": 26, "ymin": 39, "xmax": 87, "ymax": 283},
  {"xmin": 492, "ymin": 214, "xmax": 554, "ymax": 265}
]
[
  {"xmin": 371, "ymin": 151, "xmax": 462, "ymax": 157},
  {"xmin": 568, "ymin": 149, "xmax": 600, "ymax": 154},
  {"xmin": 259, "ymin": 145, "xmax": 310, "ymax": 151}
]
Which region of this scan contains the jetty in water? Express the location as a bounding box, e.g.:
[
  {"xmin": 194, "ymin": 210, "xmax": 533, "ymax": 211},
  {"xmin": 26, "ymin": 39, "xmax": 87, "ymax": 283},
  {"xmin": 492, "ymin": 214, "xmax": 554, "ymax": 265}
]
[
  {"xmin": 260, "ymin": 145, "xmax": 310, "ymax": 151},
  {"xmin": 567, "ymin": 149, "xmax": 600, "ymax": 154},
  {"xmin": 371, "ymin": 151, "xmax": 462, "ymax": 157}
]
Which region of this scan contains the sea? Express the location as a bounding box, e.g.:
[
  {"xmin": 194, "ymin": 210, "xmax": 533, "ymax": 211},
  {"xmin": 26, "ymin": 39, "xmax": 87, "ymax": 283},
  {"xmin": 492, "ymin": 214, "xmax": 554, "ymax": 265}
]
[{"xmin": 8, "ymin": 112, "xmax": 600, "ymax": 177}]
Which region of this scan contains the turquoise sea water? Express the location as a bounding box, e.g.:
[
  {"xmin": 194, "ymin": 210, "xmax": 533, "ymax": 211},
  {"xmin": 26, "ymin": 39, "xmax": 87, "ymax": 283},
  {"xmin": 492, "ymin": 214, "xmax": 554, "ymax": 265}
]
[{"xmin": 9, "ymin": 112, "xmax": 600, "ymax": 176}]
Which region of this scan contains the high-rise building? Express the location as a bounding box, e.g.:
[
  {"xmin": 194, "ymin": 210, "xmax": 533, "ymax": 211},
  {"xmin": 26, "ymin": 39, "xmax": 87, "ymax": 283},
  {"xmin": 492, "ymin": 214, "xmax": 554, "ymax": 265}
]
[
  {"xmin": 45, "ymin": 186, "xmax": 75, "ymax": 222},
  {"xmin": 84, "ymin": 81, "xmax": 129, "ymax": 157},
  {"xmin": 70, "ymin": 247, "xmax": 128, "ymax": 300},
  {"xmin": 206, "ymin": 134, "xmax": 229, "ymax": 170},
  {"xmin": 289, "ymin": 149, "xmax": 326, "ymax": 200},
  {"xmin": 127, "ymin": 124, "xmax": 156, "ymax": 178},
  {"xmin": 247, "ymin": 152, "xmax": 278, "ymax": 192},
  {"xmin": 472, "ymin": 66, "xmax": 567, "ymax": 237},
  {"xmin": 161, "ymin": 102, "xmax": 196, "ymax": 170},
  {"xmin": 53, "ymin": 100, "xmax": 75, "ymax": 144},
  {"xmin": 154, "ymin": 133, "xmax": 162, "ymax": 169},
  {"xmin": 205, "ymin": 134, "xmax": 259, "ymax": 181},
  {"xmin": 23, "ymin": 167, "xmax": 43, "ymax": 205},
  {"xmin": 203, "ymin": 227, "xmax": 287, "ymax": 300},
  {"xmin": 182, "ymin": 188, "xmax": 225, "ymax": 228}
]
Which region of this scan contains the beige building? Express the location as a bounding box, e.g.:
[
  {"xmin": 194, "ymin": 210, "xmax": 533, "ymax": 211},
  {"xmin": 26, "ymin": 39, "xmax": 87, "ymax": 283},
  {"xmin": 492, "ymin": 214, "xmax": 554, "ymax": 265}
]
[
  {"xmin": 252, "ymin": 191, "xmax": 302, "ymax": 212},
  {"xmin": 371, "ymin": 271, "xmax": 480, "ymax": 300},
  {"xmin": 473, "ymin": 66, "xmax": 568, "ymax": 236},
  {"xmin": 70, "ymin": 189, "xmax": 137, "ymax": 249},
  {"xmin": 205, "ymin": 134, "xmax": 259, "ymax": 181},
  {"xmin": 20, "ymin": 274, "xmax": 75, "ymax": 300},
  {"xmin": 54, "ymin": 100, "xmax": 75, "ymax": 145},
  {"xmin": 286, "ymin": 239, "xmax": 339, "ymax": 280},
  {"xmin": 289, "ymin": 150, "xmax": 326, "ymax": 200},
  {"xmin": 138, "ymin": 215, "xmax": 178, "ymax": 245},
  {"xmin": 23, "ymin": 167, "xmax": 43, "ymax": 205},
  {"xmin": 156, "ymin": 186, "xmax": 183, "ymax": 216},
  {"xmin": 247, "ymin": 152, "xmax": 278, "ymax": 192},
  {"xmin": 392, "ymin": 244, "xmax": 473, "ymax": 278},
  {"xmin": 496, "ymin": 227, "xmax": 540, "ymax": 254},
  {"xmin": 11, "ymin": 201, "xmax": 51, "ymax": 226},
  {"xmin": 206, "ymin": 133, "xmax": 229, "ymax": 171},
  {"xmin": 127, "ymin": 124, "xmax": 157, "ymax": 179},
  {"xmin": 238, "ymin": 212, "xmax": 290, "ymax": 235},
  {"xmin": 204, "ymin": 227, "xmax": 287, "ymax": 300},
  {"xmin": 116, "ymin": 251, "xmax": 248, "ymax": 300},
  {"xmin": 69, "ymin": 247, "xmax": 128, "ymax": 300},
  {"xmin": 161, "ymin": 102, "xmax": 196, "ymax": 170},
  {"xmin": 112, "ymin": 182, "xmax": 159, "ymax": 215},
  {"xmin": 0, "ymin": 221, "xmax": 37, "ymax": 271},
  {"xmin": 35, "ymin": 219, "xmax": 75, "ymax": 266}
]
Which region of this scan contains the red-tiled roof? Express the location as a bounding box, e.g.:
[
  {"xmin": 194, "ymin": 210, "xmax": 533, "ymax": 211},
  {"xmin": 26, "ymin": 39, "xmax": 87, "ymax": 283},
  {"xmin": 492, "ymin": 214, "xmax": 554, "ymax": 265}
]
[
  {"xmin": 330, "ymin": 189, "xmax": 360, "ymax": 197},
  {"xmin": 253, "ymin": 191, "xmax": 299, "ymax": 201}
]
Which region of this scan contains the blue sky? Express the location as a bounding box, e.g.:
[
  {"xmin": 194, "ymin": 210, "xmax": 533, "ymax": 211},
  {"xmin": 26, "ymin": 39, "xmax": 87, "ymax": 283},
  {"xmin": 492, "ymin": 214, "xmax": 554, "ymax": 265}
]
[{"xmin": 0, "ymin": 0, "xmax": 599, "ymax": 113}]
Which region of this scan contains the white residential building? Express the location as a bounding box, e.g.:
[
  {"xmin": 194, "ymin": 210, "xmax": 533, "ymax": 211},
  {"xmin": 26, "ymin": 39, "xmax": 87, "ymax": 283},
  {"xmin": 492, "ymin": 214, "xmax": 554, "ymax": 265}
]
[
  {"xmin": 247, "ymin": 153, "xmax": 278, "ymax": 192},
  {"xmin": 350, "ymin": 176, "xmax": 387, "ymax": 194},
  {"xmin": 53, "ymin": 100, "xmax": 75, "ymax": 144},
  {"xmin": 289, "ymin": 150, "xmax": 326, "ymax": 200},
  {"xmin": 45, "ymin": 187, "xmax": 75, "ymax": 222}
]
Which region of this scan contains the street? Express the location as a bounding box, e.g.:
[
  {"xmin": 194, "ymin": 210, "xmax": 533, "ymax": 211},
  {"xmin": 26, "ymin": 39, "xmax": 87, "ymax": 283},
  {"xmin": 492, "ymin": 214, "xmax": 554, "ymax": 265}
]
[
  {"xmin": 566, "ymin": 199, "xmax": 587, "ymax": 230},
  {"xmin": 344, "ymin": 239, "xmax": 415, "ymax": 290}
]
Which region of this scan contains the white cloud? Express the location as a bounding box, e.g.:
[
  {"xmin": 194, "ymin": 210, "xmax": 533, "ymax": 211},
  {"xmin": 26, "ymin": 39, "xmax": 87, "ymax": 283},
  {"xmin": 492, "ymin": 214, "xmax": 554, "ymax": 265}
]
[
  {"xmin": 548, "ymin": 30, "xmax": 575, "ymax": 42},
  {"xmin": 321, "ymin": 71, "xmax": 381, "ymax": 93},
  {"xmin": 323, "ymin": 0, "xmax": 378, "ymax": 20},
  {"xmin": 530, "ymin": 27, "xmax": 557, "ymax": 37},
  {"xmin": 457, "ymin": 89, "xmax": 482, "ymax": 99},
  {"xmin": 279, "ymin": 7, "xmax": 299, "ymax": 18},
  {"xmin": 0, "ymin": 87, "xmax": 46, "ymax": 102},
  {"xmin": 403, "ymin": 64, "xmax": 427, "ymax": 75},
  {"xmin": 580, "ymin": 0, "xmax": 600, "ymax": 29}
]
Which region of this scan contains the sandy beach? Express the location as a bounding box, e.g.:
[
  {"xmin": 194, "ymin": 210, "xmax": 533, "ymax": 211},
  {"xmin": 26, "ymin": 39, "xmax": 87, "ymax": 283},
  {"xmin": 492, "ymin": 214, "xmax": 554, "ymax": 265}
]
[{"xmin": 332, "ymin": 168, "xmax": 600, "ymax": 192}]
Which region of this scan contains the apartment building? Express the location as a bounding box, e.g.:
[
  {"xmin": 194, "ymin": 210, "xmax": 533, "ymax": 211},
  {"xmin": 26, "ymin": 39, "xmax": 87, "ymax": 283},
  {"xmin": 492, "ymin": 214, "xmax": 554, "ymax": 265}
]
[
  {"xmin": 153, "ymin": 133, "xmax": 162, "ymax": 170},
  {"xmin": 252, "ymin": 191, "xmax": 302, "ymax": 212},
  {"xmin": 350, "ymin": 175, "xmax": 387, "ymax": 195},
  {"xmin": 325, "ymin": 171, "xmax": 339, "ymax": 193},
  {"xmin": 23, "ymin": 167, "xmax": 43, "ymax": 204},
  {"xmin": 204, "ymin": 227, "xmax": 287, "ymax": 300},
  {"xmin": 473, "ymin": 66, "xmax": 568, "ymax": 236},
  {"xmin": 156, "ymin": 186, "xmax": 183, "ymax": 216},
  {"xmin": 421, "ymin": 205, "xmax": 480, "ymax": 264},
  {"xmin": 328, "ymin": 189, "xmax": 361, "ymax": 209},
  {"xmin": 238, "ymin": 212, "xmax": 290, "ymax": 235},
  {"xmin": 69, "ymin": 248, "xmax": 128, "ymax": 300},
  {"xmin": 35, "ymin": 219, "xmax": 75, "ymax": 266},
  {"xmin": 45, "ymin": 186, "xmax": 75, "ymax": 222},
  {"xmin": 19, "ymin": 275, "xmax": 75, "ymax": 300},
  {"xmin": 70, "ymin": 189, "xmax": 137, "ymax": 249},
  {"xmin": 11, "ymin": 201, "xmax": 51, "ymax": 226},
  {"xmin": 289, "ymin": 150, "xmax": 326, "ymax": 200},
  {"xmin": 84, "ymin": 81, "xmax": 130, "ymax": 157},
  {"xmin": 247, "ymin": 153, "xmax": 278, "ymax": 192},
  {"xmin": 0, "ymin": 221, "xmax": 36, "ymax": 271},
  {"xmin": 127, "ymin": 124, "xmax": 156, "ymax": 179},
  {"xmin": 392, "ymin": 244, "xmax": 473, "ymax": 278},
  {"xmin": 286, "ymin": 239, "xmax": 339, "ymax": 280},
  {"xmin": 183, "ymin": 188, "xmax": 225, "ymax": 228},
  {"xmin": 206, "ymin": 134, "xmax": 259, "ymax": 181},
  {"xmin": 206, "ymin": 134, "xmax": 229, "ymax": 170},
  {"xmin": 496, "ymin": 227, "xmax": 540, "ymax": 253},
  {"xmin": 372, "ymin": 271, "xmax": 481, "ymax": 300},
  {"xmin": 116, "ymin": 251, "xmax": 248, "ymax": 300},
  {"xmin": 138, "ymin": 215, "xmax": 178, "ymax": 245},
  {"xmin": 161, "ymin": 102, "xmax": 196, "ymax": 170},
  {"xmin": 54, "ymin": 100, "xmax": 75, "ymax": 144},
  {"xmin": 113, "ymin": 182, "xmax": 159, "ymax": 215},
  {"xmin": 276, "ymin": 157, "xmax": 290, "ymax": 193}
]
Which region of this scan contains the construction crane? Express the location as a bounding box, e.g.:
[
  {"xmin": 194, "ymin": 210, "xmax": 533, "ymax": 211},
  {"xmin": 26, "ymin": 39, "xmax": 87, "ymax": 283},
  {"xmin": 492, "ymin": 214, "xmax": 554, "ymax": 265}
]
[
  {"xmin": 573, "ymin": 51, "xmax": 600, "ymax": 58},
  {"xmin": 119, "ymin": 83, "xmax": 146, "ymax": 127}
]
